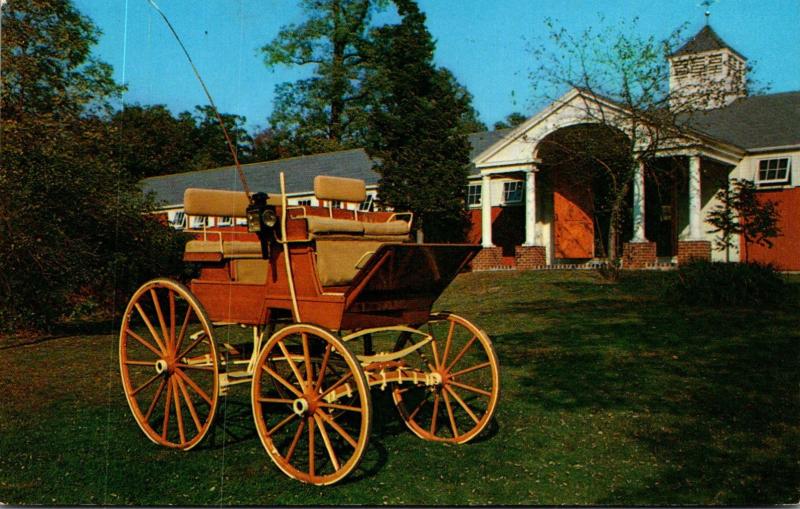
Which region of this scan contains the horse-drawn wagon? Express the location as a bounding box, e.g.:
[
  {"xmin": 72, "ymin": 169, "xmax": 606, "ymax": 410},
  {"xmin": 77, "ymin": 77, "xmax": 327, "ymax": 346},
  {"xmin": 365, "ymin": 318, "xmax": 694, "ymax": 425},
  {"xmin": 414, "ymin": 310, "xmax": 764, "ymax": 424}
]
[{"xmin": 119, "ymin": 174, "xmax": 500, "ymax": 485}]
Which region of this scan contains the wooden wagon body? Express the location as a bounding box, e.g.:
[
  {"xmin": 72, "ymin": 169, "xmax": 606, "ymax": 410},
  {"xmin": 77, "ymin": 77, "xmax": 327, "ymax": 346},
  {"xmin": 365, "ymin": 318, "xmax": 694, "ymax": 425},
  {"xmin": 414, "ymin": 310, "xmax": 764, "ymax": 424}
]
[{"xmin": 119, "ymin": 175, "xmax": 500, "ymax": 485}]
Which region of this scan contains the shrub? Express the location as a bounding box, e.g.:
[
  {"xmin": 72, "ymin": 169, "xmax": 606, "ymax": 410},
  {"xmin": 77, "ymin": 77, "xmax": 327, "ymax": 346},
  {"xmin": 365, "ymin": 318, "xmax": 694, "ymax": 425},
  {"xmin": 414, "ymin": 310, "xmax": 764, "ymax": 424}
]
[{"xmin": 666, "ymin": 260, "xmax": 790, "ymax": 307}]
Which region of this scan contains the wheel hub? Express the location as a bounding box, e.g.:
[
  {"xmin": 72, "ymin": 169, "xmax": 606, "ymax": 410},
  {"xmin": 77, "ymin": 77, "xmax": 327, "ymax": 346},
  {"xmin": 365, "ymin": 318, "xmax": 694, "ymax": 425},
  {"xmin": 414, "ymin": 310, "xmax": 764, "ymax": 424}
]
[
  {"xmin": 292, "ymin": 397, "xmax": 310, "ymax": 416},
  {"xmin": 154, "ymin": 359, "xmax": 168, "ymax": 374}
]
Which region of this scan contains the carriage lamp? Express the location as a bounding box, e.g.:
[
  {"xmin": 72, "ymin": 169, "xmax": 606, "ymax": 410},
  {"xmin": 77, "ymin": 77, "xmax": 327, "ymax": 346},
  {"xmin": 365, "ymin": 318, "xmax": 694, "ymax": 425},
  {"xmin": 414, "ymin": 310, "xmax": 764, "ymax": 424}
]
[{"xmin": 246, "ymin": 192, "xmax": 277, "ymax": 233}]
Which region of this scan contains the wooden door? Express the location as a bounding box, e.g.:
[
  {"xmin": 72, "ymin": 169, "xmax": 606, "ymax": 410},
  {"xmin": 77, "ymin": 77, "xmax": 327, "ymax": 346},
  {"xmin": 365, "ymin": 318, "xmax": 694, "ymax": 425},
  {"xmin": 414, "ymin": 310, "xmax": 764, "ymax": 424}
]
[{"xmin": 554, "ymin": 178, "xmax": 595, "ymax": 259}]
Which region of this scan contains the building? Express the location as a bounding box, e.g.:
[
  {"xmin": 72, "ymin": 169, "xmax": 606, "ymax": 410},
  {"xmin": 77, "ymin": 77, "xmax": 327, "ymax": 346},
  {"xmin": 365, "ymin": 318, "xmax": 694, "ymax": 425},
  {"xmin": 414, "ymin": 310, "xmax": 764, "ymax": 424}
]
[{"xmin": 142, "ymin": 25, "xmax": 799, "ymax": 271}]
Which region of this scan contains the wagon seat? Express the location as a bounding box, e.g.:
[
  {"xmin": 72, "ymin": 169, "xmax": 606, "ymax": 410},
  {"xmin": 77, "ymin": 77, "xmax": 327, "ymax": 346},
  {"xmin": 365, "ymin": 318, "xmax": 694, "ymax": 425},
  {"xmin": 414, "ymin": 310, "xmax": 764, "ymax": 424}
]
[{"xmin": 294, "ymin": 176, "xmax": 412, "ymax": 288}]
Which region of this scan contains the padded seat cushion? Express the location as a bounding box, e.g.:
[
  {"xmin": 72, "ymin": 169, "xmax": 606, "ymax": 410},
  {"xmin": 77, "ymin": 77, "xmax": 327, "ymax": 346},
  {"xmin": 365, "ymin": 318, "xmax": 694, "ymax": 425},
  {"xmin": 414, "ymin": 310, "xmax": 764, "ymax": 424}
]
[
  {"xmin": 185, "ymin": 240, "xmax": 221, "ymax": 253},
  {"xmin": 362, "ymin": 220, "xmax": 410, "ymax": 236},
  {"xmin": 305, "ymin": 216, "xmax": 365, "ymax": 235},
  {"xmin": 222, "ymin": 241, "xmax": 262, "ymax": 258}
]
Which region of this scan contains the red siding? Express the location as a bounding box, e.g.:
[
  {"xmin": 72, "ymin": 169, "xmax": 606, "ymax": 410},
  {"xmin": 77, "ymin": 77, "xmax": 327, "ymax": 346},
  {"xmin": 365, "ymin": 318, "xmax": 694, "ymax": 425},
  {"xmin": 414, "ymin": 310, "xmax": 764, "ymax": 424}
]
[
  {"xmin": 746, "ymin": 187, "xmax": 800, "ymax": 270},
  {"xmin": 467, "ymin": 207, "xmax": 525, "ymax": 265}
]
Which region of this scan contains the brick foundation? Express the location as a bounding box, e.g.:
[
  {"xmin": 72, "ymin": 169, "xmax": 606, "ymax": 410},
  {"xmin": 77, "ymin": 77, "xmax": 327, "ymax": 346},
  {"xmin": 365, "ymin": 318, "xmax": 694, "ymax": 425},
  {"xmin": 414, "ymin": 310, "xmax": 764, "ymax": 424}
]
[
  {"xmin": 471, "ymin": 247, "xmax": 505, "ymax": 271},
  {"xmin": 515, "ymin": 245, "xmax": 546, "ymax": 270},
  {"xmin": 677, "ymin": 240, "xmax": 711, "ymax": 265},
  {"xmin": 622, "ymin": 241, "xmax": 657, "ymax": 269}
]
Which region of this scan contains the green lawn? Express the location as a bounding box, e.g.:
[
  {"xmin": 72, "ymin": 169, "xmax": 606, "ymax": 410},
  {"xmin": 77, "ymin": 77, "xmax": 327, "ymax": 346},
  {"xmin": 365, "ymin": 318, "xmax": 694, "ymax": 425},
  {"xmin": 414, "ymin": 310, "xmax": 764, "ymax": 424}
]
[{"xmin": 1, "ymin": 270, "xmax": 798, "ymax": 505}]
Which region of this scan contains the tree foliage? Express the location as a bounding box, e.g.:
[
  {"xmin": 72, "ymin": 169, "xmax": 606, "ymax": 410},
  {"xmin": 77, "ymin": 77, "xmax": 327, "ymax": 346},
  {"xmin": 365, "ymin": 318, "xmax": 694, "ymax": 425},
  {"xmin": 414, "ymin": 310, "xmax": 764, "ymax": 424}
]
[
  {"xmin": 0, "ymin": 0, "xmax": 187, "ymax": 332},
  {"xmin": 493, "ymin": 112, "xmax": 527, "ymax": 130},
  {"xmin": 260, "ymin": 0, "xmax": 387, "ymax": 156},
  {"xmin": 707, "ymin": 179, "xmax": 781, "ymax": 262},
  {"xmin": 365, "ymin": 0, "xmax": 472, "ymax": 242}
]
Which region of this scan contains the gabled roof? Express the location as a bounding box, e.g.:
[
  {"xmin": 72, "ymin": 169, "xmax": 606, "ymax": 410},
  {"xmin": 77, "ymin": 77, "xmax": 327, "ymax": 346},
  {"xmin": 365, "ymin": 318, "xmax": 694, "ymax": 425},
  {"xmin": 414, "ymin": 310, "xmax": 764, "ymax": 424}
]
[
  {"xmin": 684, "ymin": 91, "xmax": 800, "ymax": 150},
  {"xmin": 671, "ymin": 25, "xmax": 745, "ymax": 60},
  {"xmin": 141, "ymin": 131, "xmax": 510, "ymax": 207}
]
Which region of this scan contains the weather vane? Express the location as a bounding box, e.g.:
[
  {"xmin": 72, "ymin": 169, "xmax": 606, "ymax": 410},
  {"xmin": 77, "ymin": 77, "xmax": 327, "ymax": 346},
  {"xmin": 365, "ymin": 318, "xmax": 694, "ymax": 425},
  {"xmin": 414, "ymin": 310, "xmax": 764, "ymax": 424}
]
[{"xmin": 700, "ymin": 0, "xmax": 718, "ymax": 26}]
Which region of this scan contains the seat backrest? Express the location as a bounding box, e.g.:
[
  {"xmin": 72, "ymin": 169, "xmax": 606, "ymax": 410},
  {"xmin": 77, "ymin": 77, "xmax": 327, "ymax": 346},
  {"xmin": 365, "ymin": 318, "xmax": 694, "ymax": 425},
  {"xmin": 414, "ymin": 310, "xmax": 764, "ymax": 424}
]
[
  {"xmin": 184, "ymin": 188, "xmax": 282, "ymax": 218},
  {"xmin": 313, "ymin": 176, "xmax": 366, "ymax": 204}
]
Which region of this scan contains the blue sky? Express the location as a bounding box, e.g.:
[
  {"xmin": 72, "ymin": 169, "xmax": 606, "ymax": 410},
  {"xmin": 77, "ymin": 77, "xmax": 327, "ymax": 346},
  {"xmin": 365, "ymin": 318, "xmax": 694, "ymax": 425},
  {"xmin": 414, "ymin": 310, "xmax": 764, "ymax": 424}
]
[{"xmin": 74, "ymin": 0, "xmax": 800, "ymax": 131}]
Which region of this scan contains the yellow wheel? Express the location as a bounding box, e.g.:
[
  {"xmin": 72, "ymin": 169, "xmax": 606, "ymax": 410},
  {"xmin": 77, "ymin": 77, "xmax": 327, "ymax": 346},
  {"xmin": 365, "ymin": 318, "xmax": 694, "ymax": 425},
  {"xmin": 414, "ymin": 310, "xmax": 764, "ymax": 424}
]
[
  {"xmin": 251, "ymin": 324, "xmax": 371, "ymax": 485},
  {"xmin": 119, "ymin": 279, "xmax": 219, "ymax": 450},
  {"xmin": 392, "ymin": 313, "xmax": 500, "ymax": 443}
]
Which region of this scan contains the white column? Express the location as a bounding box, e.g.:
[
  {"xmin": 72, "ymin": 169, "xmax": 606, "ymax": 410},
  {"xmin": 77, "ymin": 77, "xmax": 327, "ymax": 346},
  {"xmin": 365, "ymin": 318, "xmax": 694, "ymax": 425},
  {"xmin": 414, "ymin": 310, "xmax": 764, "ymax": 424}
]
[
  {"xmin": 523, "ymin": 168, "xmax": 538, "ymax": 246},
  {"xmin": 631, "ymin": 159, "xmax": 647, "ymax": 242},
  {"xmin": 688, "ymin": 155, "xmax": 702, "ymax": 240},
  {"xmin": 481, "ymin": 174, "xmax": 494, "ymax": 248}
]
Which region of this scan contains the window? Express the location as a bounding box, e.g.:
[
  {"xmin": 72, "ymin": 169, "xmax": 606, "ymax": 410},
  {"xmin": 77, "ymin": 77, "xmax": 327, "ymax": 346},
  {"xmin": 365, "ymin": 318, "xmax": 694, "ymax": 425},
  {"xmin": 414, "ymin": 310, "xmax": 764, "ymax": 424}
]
[
  {"xmin": 217, "ymin": 216, "xmax": 232, "ymax": 227},
  {"xmin": 502, "ymin": 181, "xmax": 523, "ymax": 204},
  {"xmin": 235, "ymin": 217, "xmax": 247, "ymax": 226},
  {"xmin": 297, "ymin": 199, "xmax": 312, "ymax": 206},
  {"xmin": 170, "ymin": 211, "xmax": 186, "ymax": 229},
  {"xmin": 190, "ymin": 216, "xmax": 207, "ymax": 229},
  {"xmin": 757, "ymin": 157, "xmax": 791, "ymax": 185},
  {"xmin": 359, "ymin": 194, "xmax": 375, "ymax": 212},
  {"xmin": 329, "ymin": 200, "xmax": 342, "ymax": 209},
  {"xmin": 466, "ymin": 184, "xmax": 482, "ymax": 206}
]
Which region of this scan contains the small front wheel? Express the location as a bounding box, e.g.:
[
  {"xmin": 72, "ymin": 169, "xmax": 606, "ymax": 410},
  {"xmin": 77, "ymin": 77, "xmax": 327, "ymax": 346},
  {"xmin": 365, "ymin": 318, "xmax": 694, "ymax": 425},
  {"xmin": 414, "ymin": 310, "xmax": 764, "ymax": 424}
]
[
  {"xmin": 251, "ymin": 324, "xmax": 371, "ymax": 485},
  {"xmin": 119, "ymin": 279, "xmax": 219, "ymax": 450},
  {"xmin": 392, "ymin": 313, "xmax": 500, "ymax": 444}
]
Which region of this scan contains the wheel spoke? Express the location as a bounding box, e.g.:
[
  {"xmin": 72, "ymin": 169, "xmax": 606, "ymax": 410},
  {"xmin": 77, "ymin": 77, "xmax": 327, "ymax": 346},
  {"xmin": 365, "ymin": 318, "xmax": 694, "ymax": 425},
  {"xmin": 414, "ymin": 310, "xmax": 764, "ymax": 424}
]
[
  {"xmin": 144, "ymin": 378, "xmax": 167, "ymax": 421},
  {"xmin": 314, "ymin": 414, "xmax": 340, "ymax": 471},
  {"xmin": 284, "ymin": 418, "xmax": 306, "ymax": 463},
  {"xmin": 175, "ymin": 363, "xmax": 215, "ymax": 371},
  {"xmin": 442, "ymin": 389, "xmax": 459, "ymax": 439},
  {"xmin": 318, "ymin": 402, "xmax": 361, "ymax": 413},
  {"xmin": 451, "ymin": 361, "xmax": 491, "ymax": 378},
  {"xmin": 445, "ymin": 385, "xmax": 479, "ymax": 424},
  {"xmin": 431, "ymin": 339, "xmax": 441, "ymax": 370},
  {"xmin": 168, "ymin": 290, "xmax": 176, "ymax": 353},
  {"xmin": 446, "ymin": 335, "xmax": 478, "ymax": 372},
  {"xmin": 268, "ymin": 412, "xmax": 297, "ymax": 437},
  {"xmin": 177, "ymin": 332, "xmax": 207, "ymax": 361},
  {"xmin": 308, "ymin": 416, "xmax": 316, "ymax": 478},
  {"xmin": 171, "ymin": 378, "xmax": 186, "ymax": 444},
  {"xmin": 430, "ymin": 393, "xmax": 440, "ymax": 435},
  {"xmin": 449, "ymin": 379, "xmax": 492, "ymax": 397},
  {"xmin": 124, "ymin": 359, "xmax": 157, "ymax": 367},
  {"xmin": 131, "ymin": 372, "xmax": 161, "ymax": 397},
  {"xmin": 318, "ymin": 371, "xmax": 354, "ymax": 401},
  {"xmin": 263, "ymin": 365, "xmax": 303, "ymax": 399},
  {"xmin": 257, "ymin": 397, "xmax": 294, "ymax": 405},
  {"xmin": 125, "ymin": 329, "xmax": 162, "ymax": 358},
  {"xmin": 175, "ymin": 369, "xmax": 213, "ymax": 405},
  {"xmin": 440, "ymin": 320, "xmax": 456, "ymax": 368},
  {"xmin": 161, "ymin": 377, "xmax": 173, "ymax": 440},
  {"xmin": 408, "ymin": 395, "xmax": 427, "ymax": 420},
  {"xmin": 277, "ymin": 340, "xmax": 307, "ymax": 391},
  {"xmin": 174, "ymin": 306, "xmax": 193, "ymax": 357},
  {"xmin": 314, "ymin": 343, "xmax": 332, "ymax": 392},
  {"xmin": 317, "ymin": 411, "xmax": 357, "ymax": 449},
  {"xmin": 150, "ymin": 289, "xmax": 170, "ymax": 355},
  {"xmin": 302, "ymin": 333, "xmax": 313, "ymax": 389},
  {"xmin": 176, "ymin": 376, "xmax": 202, "ymax": 433},
  {"xmin": 135, "ymin": 303, "xmax": 167, "ymax": 355}
]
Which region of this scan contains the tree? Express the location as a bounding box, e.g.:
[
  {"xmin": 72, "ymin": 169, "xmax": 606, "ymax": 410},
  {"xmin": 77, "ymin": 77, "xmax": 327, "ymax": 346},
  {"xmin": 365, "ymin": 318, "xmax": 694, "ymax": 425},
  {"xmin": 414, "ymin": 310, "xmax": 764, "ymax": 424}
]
[
  {"xmin": 0, "ymin": 0, "xmax": 186, "ymax": 332},
  {"xmin": 528, "ymin": 16, "xmax": 747, "ymax": 263},
  {"xmin": 707, "ymin": 179, "xmax": 781, "ymax": 263},
  {"xmin": 493, "ymin": 112, "xmax": 527, "ymax": 130},
  {"xmin": 260, "ymin": 0, "xmax": 387, "ymax": 155},
  {"xmin": 365, "ymin": 0, "xmax": 472, "ymax": 243},
  {"xmin": 184, "ymin": 105, "xmax": 253, "ymax": 171}
]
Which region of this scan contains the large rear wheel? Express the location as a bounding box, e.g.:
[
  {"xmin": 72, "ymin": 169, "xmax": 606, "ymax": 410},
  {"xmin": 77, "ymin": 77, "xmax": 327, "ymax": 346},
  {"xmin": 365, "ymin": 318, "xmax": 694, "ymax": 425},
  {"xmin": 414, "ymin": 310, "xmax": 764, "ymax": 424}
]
[
  {"xmin": 251, "ymin": 324, "xmax": 371, "ymax": 485},
  {"xmin": 119, "ymin": 279, "xmax": 219, "ymax": 450},
  {"xmin": 392, "ymin": 313, "xmax": 500, "ymax": 444}
]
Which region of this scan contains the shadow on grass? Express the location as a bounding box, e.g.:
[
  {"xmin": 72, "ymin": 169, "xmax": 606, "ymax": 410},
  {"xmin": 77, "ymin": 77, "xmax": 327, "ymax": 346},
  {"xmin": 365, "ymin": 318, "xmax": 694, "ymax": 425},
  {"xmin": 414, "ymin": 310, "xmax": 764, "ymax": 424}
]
[{"xmin": 488, "ymin": 280, "xmax": 800, "ymax": 504}]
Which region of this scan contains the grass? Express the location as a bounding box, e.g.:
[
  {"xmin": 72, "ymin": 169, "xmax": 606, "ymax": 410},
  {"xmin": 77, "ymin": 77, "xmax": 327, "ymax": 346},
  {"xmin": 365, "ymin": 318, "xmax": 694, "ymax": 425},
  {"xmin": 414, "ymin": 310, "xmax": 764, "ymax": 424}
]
[{"xmin": 1, "ymin": 270, "xmax": 798, "ymax": 505}]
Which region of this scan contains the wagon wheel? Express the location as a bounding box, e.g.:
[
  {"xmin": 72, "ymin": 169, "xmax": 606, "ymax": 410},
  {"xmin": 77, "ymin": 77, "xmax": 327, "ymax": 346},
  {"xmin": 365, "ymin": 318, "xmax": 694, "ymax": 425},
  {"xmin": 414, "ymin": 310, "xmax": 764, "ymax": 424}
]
[
  {"xmin": 119, "ymin": 279, "xmax": 219, "ymax": 450},
  {"xmin": 392, "ymin": 313, "xmax": 500, "ymax": 444},
  {"xmin": 251, "ymin": 324, "xmax": 371, "ymax": 485}
]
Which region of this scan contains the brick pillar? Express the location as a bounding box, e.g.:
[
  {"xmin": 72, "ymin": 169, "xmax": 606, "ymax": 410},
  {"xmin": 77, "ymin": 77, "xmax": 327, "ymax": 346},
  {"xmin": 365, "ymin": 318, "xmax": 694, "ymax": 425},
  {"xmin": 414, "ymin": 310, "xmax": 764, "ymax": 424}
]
[
  {"xmin": 515, "ymin": 245, "xmax": 546, "ymax": 270},
  {"xmin": 622, "ymin": 242, "xmax": 657, "ymax": 269},
  {"xmin": 677, "ymin": 240, "xmax": 711, "ymax": 265},
  {"xmin": 471, "ymin": 246, "xmax": 504, "ymax": 271}
]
